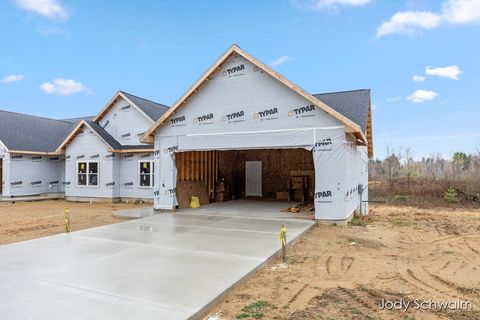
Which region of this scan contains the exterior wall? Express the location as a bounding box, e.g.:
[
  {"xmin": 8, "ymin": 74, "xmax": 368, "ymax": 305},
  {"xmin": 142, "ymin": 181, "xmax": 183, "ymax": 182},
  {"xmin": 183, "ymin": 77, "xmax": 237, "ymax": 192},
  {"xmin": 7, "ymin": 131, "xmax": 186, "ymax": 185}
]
[
  {"xmin": 4, "ymin": 153, "xmax": 63, "ymax": 197},
  {"xmin": 312, "ymin": 129, "xmax": 369, "ymax": 220},
  {"xmin": 344, "ymin": 145, "xmax": 369, "ymax": 216},
  {"xmin": 98, "ymin": 97, "xmax": 153, "ymax": 145},
  {"xmin": 119, "ymin": 152, "xmax": 155, "ymax": 200},
  {"xmin": 0, "ymin": 145, "xmax": 9, "ymax": 196},
  {"xmin": 65, "ymin": 128, "xmax": 155, "ymax": 201},
  {"xmin": 65, "ymin": 128, "xmax": 119, "ymax": 199}
]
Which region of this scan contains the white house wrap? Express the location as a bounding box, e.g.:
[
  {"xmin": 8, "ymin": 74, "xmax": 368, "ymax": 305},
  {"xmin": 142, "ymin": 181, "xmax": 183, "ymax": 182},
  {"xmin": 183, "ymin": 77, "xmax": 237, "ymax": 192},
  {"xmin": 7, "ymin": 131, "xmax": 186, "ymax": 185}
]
[{"xmin": 144, "ymin": 45, "xmax": 372, "ymax": 221}]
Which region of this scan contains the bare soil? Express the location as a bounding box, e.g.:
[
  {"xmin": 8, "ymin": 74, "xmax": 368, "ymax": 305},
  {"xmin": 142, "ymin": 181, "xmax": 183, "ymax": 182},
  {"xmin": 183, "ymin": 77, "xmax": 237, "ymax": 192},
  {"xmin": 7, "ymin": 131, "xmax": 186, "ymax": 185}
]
[
  {"xmin": 0, "ymin": 200, "xmax": 149, "ymax": 245},
  {"xmin": 205, "ymin": 203, "xmax": 480, "ymax": 320}
]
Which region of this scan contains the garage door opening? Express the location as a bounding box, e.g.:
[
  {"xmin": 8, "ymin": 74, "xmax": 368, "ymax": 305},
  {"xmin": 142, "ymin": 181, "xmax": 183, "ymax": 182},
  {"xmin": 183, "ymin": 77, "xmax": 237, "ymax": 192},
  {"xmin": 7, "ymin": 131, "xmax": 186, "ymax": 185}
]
[{"xmin": 174, "ymin": 149, "xmax": 315, "ymax": 209}]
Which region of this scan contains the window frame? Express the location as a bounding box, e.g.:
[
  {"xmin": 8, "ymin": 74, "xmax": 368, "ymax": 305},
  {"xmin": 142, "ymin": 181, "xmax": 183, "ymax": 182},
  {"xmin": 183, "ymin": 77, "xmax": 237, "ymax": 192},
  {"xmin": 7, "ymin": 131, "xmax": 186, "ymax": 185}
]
[
  {"xmin": 138, "ymin": 160, "xmax": 154, "ymax": 188},
  {"xmin": 76, "ymin": 161, "xmax": 100, "ymax": 187}
]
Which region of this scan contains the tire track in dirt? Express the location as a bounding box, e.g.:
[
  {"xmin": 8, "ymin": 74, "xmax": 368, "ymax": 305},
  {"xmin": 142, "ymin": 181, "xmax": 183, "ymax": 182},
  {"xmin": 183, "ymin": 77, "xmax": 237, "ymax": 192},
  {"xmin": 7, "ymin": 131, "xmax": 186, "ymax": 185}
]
[
  {"xmin": 423, "ymin": 268, "xmax": 480, "ymax": 299},
  {"xmin": 288, "ymin": 283, "xmax": 309, "ymax": 304},
  {"xmin": 406, "ymin": 269, "xmax": 452, "ymax": 297},
  {"xmin": 441, "ymin": 261, "xmax": 451, "ymax": 270},
  {"xmin": 397, "ymin": 271, "xmax": 438, "ymax": 296},
  {"xmin": 430, "ymin": 233, "xmax": 480, "ymax": 244},
  {"xmin": 463, "ymin": 239, "xmax": 480, "ymax": 255},
  {"xmin": 337, "ymin": 286, "xmax": 375, "ymax": 310}
]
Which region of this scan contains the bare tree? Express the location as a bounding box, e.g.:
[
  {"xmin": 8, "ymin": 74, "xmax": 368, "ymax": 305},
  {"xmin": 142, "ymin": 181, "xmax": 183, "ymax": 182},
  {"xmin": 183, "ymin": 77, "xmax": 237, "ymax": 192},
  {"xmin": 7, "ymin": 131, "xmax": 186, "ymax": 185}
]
[
  {"xmin": 403, "ymin": 147, "xmax": 415, "ymax": 186},
  {"xmin": 382, "ymin": 146, "xmax": 401, "ymax": 187}
]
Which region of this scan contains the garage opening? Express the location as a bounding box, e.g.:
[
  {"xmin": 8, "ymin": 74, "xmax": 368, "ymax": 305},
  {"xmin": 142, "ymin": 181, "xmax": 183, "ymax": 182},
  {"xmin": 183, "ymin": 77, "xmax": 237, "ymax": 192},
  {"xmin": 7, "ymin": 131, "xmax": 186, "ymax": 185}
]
[{"xmin": 175, "ymin": 149, "xmax": 315, "ymax": 209}]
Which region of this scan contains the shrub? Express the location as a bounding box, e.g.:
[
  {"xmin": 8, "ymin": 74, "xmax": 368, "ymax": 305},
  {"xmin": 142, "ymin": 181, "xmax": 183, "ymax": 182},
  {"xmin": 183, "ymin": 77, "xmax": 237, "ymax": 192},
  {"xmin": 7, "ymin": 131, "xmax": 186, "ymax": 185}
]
[
  {"xmin": 394, "ymin": 195, "xmax": 409, "ymax": 202},
  {"xmin": 443, "ymin": 187, "xmax": 459, "ymax": 203}
]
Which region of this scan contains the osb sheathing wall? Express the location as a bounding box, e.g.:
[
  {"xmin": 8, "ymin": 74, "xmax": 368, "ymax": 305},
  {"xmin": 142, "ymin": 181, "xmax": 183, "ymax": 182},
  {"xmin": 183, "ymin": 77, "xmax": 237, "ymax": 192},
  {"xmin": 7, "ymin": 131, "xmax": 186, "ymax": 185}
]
[
  {"xmin": 176, "ymin": 151, "xmax": 219, "ymax": 200},
  {"xmin": 218, "ymin": 149, "xmax": 315, "ymax": 200}
]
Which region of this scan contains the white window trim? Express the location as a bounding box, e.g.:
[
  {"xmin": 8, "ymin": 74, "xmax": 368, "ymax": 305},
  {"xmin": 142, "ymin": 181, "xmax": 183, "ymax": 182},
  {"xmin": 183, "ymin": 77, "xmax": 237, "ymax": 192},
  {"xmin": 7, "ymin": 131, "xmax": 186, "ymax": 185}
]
[
  {"xmin": 76, "ymin": 160, "xmax": 100, "ymax": 188},
  {"xmin": 138, "ymin": 160, "xmax": 154, "ymax": 188}
]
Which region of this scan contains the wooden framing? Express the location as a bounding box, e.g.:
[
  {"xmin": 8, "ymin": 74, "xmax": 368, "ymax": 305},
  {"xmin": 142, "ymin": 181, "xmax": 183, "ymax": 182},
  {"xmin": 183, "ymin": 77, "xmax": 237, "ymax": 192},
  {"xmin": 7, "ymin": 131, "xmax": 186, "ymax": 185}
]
[
  {"xmin": 109, "ymin": 148, "xmax": 154, "ymax": 153},
  {"xmin": 7, "ymin": 150, "xmax": 62, "ymax": 156},
  {"xmin": 142, "ymin": 44, "xmax": 367, "ymax": 145},
  {"xmin": 176, "ymin": 150, "xmax": 219, "ymax": 200},
  {"xmin": 366, "ymin": 102, "xmax": 373, "ymax": 158}
]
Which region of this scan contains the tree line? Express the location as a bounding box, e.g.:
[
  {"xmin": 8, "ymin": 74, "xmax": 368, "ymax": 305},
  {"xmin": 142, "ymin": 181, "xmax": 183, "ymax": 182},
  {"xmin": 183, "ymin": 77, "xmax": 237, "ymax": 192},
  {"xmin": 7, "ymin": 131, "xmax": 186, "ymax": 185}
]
[{"xmin": 369, "ymin": 147, "xmax": 480, "ymax": 201}]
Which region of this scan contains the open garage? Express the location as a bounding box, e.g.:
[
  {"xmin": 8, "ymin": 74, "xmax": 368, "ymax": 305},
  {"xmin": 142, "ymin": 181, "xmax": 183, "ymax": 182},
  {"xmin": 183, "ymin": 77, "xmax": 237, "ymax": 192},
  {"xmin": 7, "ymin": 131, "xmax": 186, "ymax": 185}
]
[{"xmin": 175, "ymin": 149, "xmax": 315, "ymax": 207}]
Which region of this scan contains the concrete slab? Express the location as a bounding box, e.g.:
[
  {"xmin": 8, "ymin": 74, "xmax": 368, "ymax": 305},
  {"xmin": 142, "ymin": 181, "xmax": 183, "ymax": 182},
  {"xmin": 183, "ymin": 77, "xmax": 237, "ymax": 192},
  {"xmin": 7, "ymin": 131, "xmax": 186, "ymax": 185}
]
[
  {"xmin": 174, "ymin": 199, "xmax": 303, "ymax": 220},
  {"xmin": 0, "ymin": 203, "xmax": 314, "ymax": 320},
  {"xmin": 113, "ymin": 206, "xmax": 155, "ymax": 218}
]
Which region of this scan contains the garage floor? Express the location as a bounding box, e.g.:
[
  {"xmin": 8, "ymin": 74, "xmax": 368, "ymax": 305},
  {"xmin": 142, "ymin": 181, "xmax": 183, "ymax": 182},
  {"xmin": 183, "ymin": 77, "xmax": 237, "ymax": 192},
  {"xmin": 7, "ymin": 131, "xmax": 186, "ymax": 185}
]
[{"xmin": 0, "ymin": 203, "xmax": 314, "ymax": 320}]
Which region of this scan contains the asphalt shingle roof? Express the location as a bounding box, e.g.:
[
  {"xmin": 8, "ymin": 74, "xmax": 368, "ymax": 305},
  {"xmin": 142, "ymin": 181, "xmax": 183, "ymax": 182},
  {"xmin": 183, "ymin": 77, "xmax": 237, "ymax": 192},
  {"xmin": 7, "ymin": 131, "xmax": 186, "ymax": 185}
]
[
  {"xmin": 85, "ymin": 120, "xmax": 153, "ymax": 151},
  {"xmin": 120, "ymin": 91, "xmax": 170, "ymax": 122},
  {"xmin": 0, "ymin": 110, "xmax": 83, "ymax": 153},
  {"xmin": 313, "ymin": 89, "xmax": 370, "ymax": 133}
]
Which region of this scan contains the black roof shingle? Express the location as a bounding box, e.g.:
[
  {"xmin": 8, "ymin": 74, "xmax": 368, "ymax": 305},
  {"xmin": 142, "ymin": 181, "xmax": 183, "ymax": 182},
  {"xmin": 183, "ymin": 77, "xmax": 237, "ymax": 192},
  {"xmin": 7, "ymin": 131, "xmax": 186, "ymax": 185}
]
[{"xmin": 313, "ymin": 89, "xmax": 370, "ymax": 133}]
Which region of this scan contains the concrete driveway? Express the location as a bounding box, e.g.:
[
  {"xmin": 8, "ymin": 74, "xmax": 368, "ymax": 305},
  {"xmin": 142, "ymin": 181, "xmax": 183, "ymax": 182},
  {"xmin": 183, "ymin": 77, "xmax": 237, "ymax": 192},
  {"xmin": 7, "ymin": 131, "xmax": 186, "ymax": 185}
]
[{"xmin": 0, "ymin": 208, "xmax": 314, "ymax": 319}]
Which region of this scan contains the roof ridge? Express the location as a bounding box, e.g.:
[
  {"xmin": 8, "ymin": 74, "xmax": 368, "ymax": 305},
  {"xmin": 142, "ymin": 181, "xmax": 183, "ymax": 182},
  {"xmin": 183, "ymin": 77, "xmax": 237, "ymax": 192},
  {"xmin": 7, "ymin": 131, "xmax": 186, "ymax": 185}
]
[
  {"xmin": 313, "ymin": 89, "xmax": 370, "ymax": 96},
  {"xmin": 120, "ymin": 91, "xmax": 169, "ymax": 109},
  {"xmin": 0, "ymin": 109, "xmax": 74, "ymax": 124}
]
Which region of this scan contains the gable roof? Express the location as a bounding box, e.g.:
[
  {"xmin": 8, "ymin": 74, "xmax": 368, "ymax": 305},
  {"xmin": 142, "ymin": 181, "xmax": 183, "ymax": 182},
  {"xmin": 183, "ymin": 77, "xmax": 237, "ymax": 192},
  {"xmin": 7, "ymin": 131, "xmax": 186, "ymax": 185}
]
[
  {"xmin": 313, "ymin": 89, "xmax": 370, "ymax": 134},
  {"xmin": 0, "ymin": 110, "xmax": 85, "ymax": 154},
  {"xmin": 55, "ymin": 120, "xmax": 154, "ymax": 153},
  {"xmin": 94, "ymin": 91, "xmax": 169, "ymax": 123},
  {"xmin": 141, "ymin": 44, "xmax": 367, "ymax": 145}
]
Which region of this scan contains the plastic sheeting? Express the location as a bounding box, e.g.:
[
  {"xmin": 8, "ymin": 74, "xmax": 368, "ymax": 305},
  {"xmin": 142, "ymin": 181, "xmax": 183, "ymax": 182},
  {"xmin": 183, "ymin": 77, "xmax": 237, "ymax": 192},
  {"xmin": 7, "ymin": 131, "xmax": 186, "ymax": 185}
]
[{"xmin": 154, "ymin": 136, "xmax": 178, "ymax": 210}]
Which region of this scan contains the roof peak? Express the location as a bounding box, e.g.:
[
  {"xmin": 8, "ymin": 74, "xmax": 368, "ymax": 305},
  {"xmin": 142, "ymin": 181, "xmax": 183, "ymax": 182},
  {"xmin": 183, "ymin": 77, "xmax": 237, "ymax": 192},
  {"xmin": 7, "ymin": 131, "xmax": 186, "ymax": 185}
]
[{"xmin": 119, "ymin": 91, "xmax": 169, "ymax": 109}]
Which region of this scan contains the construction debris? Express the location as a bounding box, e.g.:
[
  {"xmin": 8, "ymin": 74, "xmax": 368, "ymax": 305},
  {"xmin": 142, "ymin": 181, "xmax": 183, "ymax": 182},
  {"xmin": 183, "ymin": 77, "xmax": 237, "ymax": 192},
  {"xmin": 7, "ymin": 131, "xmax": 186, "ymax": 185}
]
[{"xmin": 281, "ymin": 203, "xmax": 315, "ymax": 214}]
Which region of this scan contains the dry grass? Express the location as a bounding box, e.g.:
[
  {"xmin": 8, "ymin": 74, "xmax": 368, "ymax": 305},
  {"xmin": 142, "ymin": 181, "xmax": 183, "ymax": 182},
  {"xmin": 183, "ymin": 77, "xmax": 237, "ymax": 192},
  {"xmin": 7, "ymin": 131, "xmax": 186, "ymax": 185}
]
[{"xmin": 0, "ymin": 200, "xmax": 150, "ymax": 245}]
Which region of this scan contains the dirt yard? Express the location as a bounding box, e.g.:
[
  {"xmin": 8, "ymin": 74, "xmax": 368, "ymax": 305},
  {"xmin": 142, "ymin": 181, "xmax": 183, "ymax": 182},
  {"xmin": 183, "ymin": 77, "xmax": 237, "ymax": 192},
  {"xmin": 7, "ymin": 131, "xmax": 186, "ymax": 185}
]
[
  {"xmin": 205, "ymin": 203, "xmax": 480, "ymax": 320},
  {"xmin": 0, "ymin": 200, "xmax": 149, "ymax": 245}
]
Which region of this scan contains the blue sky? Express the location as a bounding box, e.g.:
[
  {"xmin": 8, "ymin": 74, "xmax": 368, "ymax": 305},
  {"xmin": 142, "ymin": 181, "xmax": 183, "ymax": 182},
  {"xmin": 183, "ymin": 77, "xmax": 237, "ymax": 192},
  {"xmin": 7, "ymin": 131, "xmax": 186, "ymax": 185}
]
[{"xmin": 1, "ymin": 0, "xmax": 479, "ymax": 159}]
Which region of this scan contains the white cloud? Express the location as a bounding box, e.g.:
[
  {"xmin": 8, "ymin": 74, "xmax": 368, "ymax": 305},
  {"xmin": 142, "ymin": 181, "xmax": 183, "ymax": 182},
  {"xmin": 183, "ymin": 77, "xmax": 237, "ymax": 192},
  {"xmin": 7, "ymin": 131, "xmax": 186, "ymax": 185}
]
[
  {"xmin": 269, "ymin": 56, "xmax": 293, "ymax": 67},
  {"xmin": 16, "ymin": 0, "xmax": 69, "ymax": 20},
  {"xmin": 376, "ymin": 0, "xmax": 480, "ymax": 37},
  {"xmin": 376, "ymin": 11, "xmax": 442, "ymax": 37},
  {"xmin": 315, "ymin": 0, "xmax": 371, "ymax": 8},
  {"xmin": 425, "ymin": 65, "xmax": 463, "ymax": 80},
  {"xmin": 371, "ymin": 104, "xmax": 377, "ymax": 111},
  {"xmin": 387, "ymin": 96, "xmax": 401, "ymax": 103},
  {"xmin": 442, "ymin": 0, "xmax": 480, "ymax": 24},
  {"xmin": 413, "ymin": 75, "xmax": 426, "ymax": 82},
  {"xmin": 407, "ymin": 89, "xmax": 438, "ymax": 103},
  {"xmin": 1, "ymin": 74, "xmax": 25, "ymax": 83},
  {"xmin": 40, "ymin": 78, "xmax": 89, "ymax": 96}
]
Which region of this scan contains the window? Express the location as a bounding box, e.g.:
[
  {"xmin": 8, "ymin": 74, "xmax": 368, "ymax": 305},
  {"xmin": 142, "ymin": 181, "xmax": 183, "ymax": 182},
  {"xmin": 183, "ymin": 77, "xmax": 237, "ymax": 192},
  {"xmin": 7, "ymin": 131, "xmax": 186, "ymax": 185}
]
[
  {"xmin": 139, "ymin": 161, "xmax": 154, "ymax": 187},
  {"xmin": 77, "ymin": 162, "xmax": 99, "ymax": 186}
]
